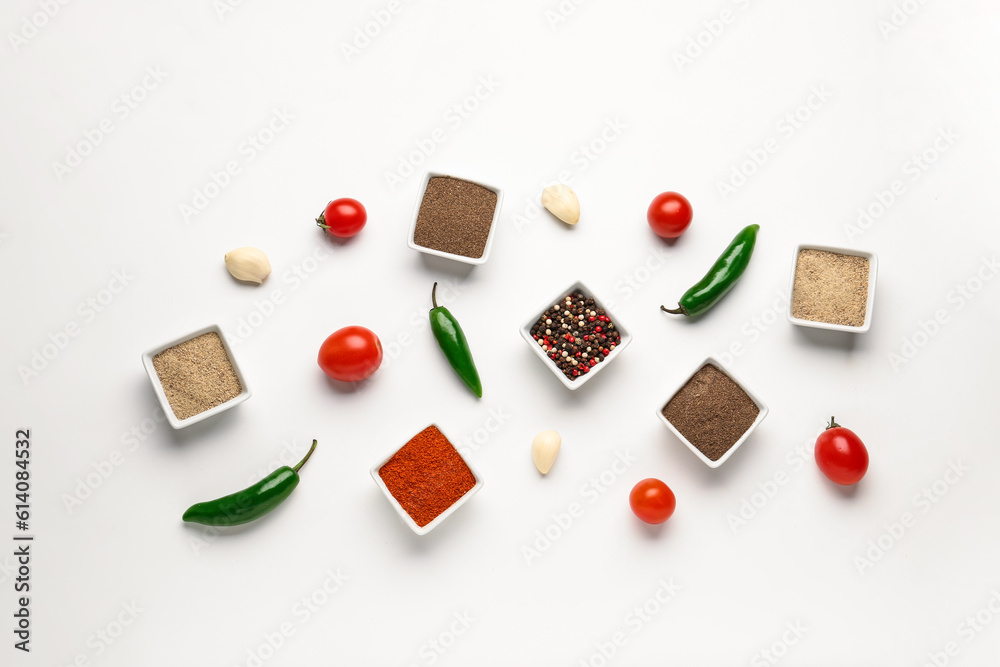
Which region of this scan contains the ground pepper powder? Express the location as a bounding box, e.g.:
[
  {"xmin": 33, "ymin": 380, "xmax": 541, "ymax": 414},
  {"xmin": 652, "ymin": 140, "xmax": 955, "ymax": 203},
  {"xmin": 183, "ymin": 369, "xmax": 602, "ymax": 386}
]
[
  {"xmin": 379, "ymin": 425, "xmax": 476, "ymax": 527},
  {"xmin": 791, "ymin": 249, "xmax": 870, "ymax": 327},
  {"xmin": 152, "ymin": 332, "xmax": 242, "ymax": 420},
  {"xmin": 413, "ymin": 176, "xmax": 497, "ymax": 258},
  {"xmin": 662, "ymin": 364, "xmax": 759, "ymax": 461}
]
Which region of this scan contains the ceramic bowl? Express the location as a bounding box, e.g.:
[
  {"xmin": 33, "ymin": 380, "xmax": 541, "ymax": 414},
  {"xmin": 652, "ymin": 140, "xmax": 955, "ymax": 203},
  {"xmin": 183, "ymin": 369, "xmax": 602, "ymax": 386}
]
[
  {"xmin": 655, "ymin": 356, "xmax": 768, "ymax": 468},
  {"xmin": 518, "ymin": 280, "xmax": 632, "ymax": 390},
  {"xmin": 407, "ymin": 171, "xmax": 504, "ymax": 266},
  {"xmin": 370, "ymin": 424, "xmax": 484, "ymax": 535},
  {"xmin": 141, "ymin": 323, "xmax": 252, "ymax": 429},
  {"xmin": 787, "ymin": 244, "xmax": 878, "ymax": 333}
]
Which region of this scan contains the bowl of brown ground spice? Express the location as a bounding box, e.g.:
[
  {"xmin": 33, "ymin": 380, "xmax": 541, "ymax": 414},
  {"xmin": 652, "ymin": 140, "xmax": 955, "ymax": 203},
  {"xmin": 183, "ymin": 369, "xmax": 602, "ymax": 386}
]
[
  {"xmin": 787, "ymin": 245, "xmax": 878, "ymax": 333},
  {"xmin": 656, "ymin": 357, "xmax": 768, "ymax": 468},
  {"xmin": 141, "ymin": 324, "xmax": 251, "ymax": 429},
  {"xmin": 407, "ymin": 171, "xmax": 503, "ymax": 265}
]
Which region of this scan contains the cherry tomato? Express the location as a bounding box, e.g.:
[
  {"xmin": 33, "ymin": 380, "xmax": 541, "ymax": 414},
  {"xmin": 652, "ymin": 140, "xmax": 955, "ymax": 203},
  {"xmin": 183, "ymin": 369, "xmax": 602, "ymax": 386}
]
[
  {"xmin": 814, "ymin": 417, "xmax": 869, "ymax": 485},
  {"xmin": 317, "ymin": 198, "xmax": 367, "ymax": 238},
  {"xmin": 647, "ymin": 191, "xmax": 693, "ymax": 239},
  {"xmin": 318, "ymin": 326, "xmax": 382, "ymax": 382},
  {"xmin": 629, "ymin": 478, "xmax": 676, "ymax": 524}
]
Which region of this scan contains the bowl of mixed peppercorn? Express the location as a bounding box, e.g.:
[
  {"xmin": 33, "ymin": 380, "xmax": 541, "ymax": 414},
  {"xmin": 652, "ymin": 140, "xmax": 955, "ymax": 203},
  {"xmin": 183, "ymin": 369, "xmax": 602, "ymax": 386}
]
[{"xmin": 519, "ymin": 281, "xmax": 632, "ymax": 390}]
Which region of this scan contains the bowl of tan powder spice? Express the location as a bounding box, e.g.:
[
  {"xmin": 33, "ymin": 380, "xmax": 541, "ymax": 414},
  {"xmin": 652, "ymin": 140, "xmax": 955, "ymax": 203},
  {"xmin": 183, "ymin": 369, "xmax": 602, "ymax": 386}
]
[
  {"xmin": 142, "ymin": 324, "xmax": 251, "ymax": 428},
  {"xmin": 407, "ymin": 172, "xmax": 503, "ymax": 265},
  {"xmin": 656, "ymin": 357, "xmax": 768, "ymax": 468},
  {"xmin": 788, "ymin": 245, "xmax": 877, "ymax": 332}
]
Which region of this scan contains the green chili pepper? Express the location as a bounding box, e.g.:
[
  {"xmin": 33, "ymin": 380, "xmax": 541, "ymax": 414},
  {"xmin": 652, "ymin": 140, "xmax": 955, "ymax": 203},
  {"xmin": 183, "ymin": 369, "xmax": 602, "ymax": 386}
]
[
  {"xmin": 429, "ymin": 282, "xmax": 482, "ymax": 398},
  {"xmin": 661, "ymin": 224, "xmax": 760, "ymax": 317},
  {"xmin": 182, "ymin": 440, "xmax": 317, "ymax": 526}
]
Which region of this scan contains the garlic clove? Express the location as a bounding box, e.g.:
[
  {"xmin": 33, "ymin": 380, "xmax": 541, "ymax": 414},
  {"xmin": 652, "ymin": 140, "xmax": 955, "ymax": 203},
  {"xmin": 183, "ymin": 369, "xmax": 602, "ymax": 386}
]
[
  {"xmin": 224, "ymin": 247, "xmax": 271, "ymax": 284},
  {"xmin": 541, "ymin": 184, "xmax": 580, "ymax": 225},
  {"xmin": 532, "ymin": 430, "xmax": 562, "ymax": 475}
]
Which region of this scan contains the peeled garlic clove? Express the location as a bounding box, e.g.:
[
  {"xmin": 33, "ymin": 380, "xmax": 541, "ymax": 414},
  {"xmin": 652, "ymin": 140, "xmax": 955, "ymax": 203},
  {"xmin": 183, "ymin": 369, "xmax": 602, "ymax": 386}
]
[
  {"xmin": 541, "ymin": 184, "xmax": 580, "ymax": 225},
  {"xmin": 532, "ymin": 430, "xmax": 562, "ymax": 475},
  {"xmin": 224, "ymin": 247, "xmax": 271, "ymax": 284}
]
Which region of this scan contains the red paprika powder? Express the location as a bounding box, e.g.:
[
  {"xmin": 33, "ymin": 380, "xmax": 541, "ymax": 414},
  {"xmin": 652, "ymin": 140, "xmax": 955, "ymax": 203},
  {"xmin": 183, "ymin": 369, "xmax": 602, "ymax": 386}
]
[{"xmin": 379, "ymin": 425, "xmax": 476, "ymax": 527}]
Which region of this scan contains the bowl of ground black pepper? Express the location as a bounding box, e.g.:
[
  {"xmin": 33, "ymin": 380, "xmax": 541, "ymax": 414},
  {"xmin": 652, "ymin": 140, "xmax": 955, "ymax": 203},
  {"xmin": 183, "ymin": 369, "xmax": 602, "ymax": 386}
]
[
  {"xmin": 407, "ymin": 171, "xmax": 503, "ymax": 265},
  {"xmin": 656, "ymin": 357, "xmax": 768, "ymax": 468},
  {"xmin": 371, "ymin": 424, "xmax": 483, "ymax": 535},
  {"xmin": 141, "ymin": 324, "xmax": 251, "ymax": 429},
  {"xmin": 519, "ymin": 281, "xmax": 632, "ymax": 390},
  {"xmin": 787, "ymin": 244, "xmax": 877, "ymax": 333}
]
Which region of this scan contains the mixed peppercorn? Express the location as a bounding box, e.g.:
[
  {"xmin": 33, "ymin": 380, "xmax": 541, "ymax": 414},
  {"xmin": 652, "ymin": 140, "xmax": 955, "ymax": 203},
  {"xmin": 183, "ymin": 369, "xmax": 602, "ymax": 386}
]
[{"xmin": 529, "ymin": 290, "xmax": 622, "ymax": 381}]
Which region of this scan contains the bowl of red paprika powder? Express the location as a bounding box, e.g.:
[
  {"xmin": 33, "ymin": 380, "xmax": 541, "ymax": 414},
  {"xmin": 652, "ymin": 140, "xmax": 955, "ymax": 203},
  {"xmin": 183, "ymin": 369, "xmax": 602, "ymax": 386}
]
[{"xmin": 370, "ymin": 424, "xmax": 484, "ymax": 535}]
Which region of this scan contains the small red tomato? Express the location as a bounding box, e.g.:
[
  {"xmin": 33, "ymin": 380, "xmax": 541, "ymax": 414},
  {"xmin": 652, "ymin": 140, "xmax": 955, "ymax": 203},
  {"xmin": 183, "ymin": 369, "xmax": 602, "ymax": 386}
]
[
  {"xmin": 629, "ymin": 478, "xmax": 676, "ymax": 524},
  {"xmin": 318, "ymin": 326, "xmax": 382, "ymax": 382},
  {"xmin": 316, "ymin": 198, "xmax": 367, "ymax": 238},
  {"xmin": 647, "ymin": 191, "xmax": 693, "ymax": 239},
  {"xmin": 814, "ymin": 417, "xmax": 869, "ymax": 485}
]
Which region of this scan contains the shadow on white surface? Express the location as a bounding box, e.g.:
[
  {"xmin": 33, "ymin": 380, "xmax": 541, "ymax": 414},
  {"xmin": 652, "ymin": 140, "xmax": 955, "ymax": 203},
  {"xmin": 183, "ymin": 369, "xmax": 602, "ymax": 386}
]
[
  {"xmin": 318, "ymin": 230, "xmax": 362, "ymax": 249},
  {"xmin": 131, "ymin": 375, "xmax": 246, "ymax": 447},
  {"xmin": 792, "ymin": 325, "xmax": 859, "ymax": 351},
  {"xmin": 633, "ymin": 518, "xmax": 674, "ymax": 540},
  {"xmin": 819, "ymin": 474, "xmax": 864, "ymax": 499},
  {"xmin": 323, "ymin": 374, "xmax": 378, "ymax": 396},
  {"xmin": 365, "ymin": 484, "xmax": 485, "ymax": 554},
  {"xmin": 657, "ymin": 422, "xmax": 773, "ymax": 489},
  {"xmin": 418, "ymin": 252, "xmax": 476, "ymax": 279}
]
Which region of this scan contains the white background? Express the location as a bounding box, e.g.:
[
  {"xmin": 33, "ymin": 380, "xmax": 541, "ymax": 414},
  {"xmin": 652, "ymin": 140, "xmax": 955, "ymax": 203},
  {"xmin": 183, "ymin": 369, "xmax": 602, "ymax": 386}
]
[{"xmin": 2, "ymin": 1, "xmax": 1000, "ymax": 665}]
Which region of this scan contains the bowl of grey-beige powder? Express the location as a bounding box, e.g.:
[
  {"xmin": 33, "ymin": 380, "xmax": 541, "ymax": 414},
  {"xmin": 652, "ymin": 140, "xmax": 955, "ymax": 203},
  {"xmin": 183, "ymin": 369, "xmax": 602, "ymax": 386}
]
[
  {"xmin": 407, "ymin": 172, "xmax": 503, "ymax": 265},
  {"xmin": 655, "ymin": 356, "xmax": 768, "ymax": 468},
  {"xmin": 141, "ymin": 324, "xmax": 252, "ymax": 429},
  {"xmin": 787, "ymin": 244, "xmax": 877, "ymax": 333}
]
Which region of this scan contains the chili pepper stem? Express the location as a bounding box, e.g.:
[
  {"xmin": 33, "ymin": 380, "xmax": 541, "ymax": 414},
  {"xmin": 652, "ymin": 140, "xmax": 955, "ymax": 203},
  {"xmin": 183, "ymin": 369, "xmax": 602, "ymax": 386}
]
[
  {"xmin": 431, "ymin": 282, "xmax": 439, "ymax": 309},
  {"xmin": 827, "ymin": 417, "xmax": 840, "ymax": 430},
  {"xmin": 292, "ymin": 440, "xmax": 318, "ymax": 473},
  {"xmin": 660, "ymin": 304, "xmax": 687, "ymax": 315}
]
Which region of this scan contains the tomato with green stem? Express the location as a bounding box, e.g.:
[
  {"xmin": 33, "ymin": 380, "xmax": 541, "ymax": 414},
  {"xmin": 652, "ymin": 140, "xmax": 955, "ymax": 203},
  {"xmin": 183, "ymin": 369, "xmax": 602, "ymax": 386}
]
[
  {"xmin": 815, "ymin": 417, "xmax": 869, "ymax": 485},
  {"xmin": 316, "ymin": 198, "xmax": 367, "ymax": 238}
]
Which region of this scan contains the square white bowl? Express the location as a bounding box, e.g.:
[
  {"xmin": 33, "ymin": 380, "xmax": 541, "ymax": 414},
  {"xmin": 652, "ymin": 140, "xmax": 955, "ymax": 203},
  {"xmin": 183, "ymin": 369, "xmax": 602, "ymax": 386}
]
[
  {"xmin": 407, "ymin": 171, "xmax": 504, "ymax": 265},
  {"xmin": 655, "ymin": 356, "xmax": 768, "ymax": 469},
  {"xmin": 141, "ymin": 323, "xmax": 252, "ymax": 429},
  {"xmin": 370, "ymin": 424, "xmax": 484, "ymax": 535},
  {"xmin": 518, "ymin": 280, "xmax": 633, "ymax": 391},
  {"xmin": 787, "ymin": 244, "xmax": 878, "ymax": 333}
]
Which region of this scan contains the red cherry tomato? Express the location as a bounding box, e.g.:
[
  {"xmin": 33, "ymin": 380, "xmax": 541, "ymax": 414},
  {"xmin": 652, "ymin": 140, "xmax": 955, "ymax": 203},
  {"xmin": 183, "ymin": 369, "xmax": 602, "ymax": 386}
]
[
  {"xmin": 629, "ymin": 478, "xmax": 676, "ymax": 524},
  {"xmin": 647, "ymin": 191, "xmax": 693, "ymax": 239},
  {"xmin": 814, "ymin": 417, "xmax": 869, "ymax": 485},
  {"xmin": 317, "ymin": 198, "xmax": 367, "ymax": 238},
  {"xmin": 318, "ymin": 326, "xmax": 382, "ymax": 382}
]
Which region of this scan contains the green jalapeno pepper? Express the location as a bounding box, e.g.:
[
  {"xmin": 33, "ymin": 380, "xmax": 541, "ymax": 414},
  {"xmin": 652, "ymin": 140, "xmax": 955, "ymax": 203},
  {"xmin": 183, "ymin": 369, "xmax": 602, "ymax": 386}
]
[
  {"xmin": 429, "ymin": 282, "xmax": 482, "ymax": 398},
  {"xmin": 661, "ymin": 224, "xmax": 759, "ymax": 317},
  {"xmin": 182, "ymin": 440, "xmax": 316, "ymax": 526}
]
